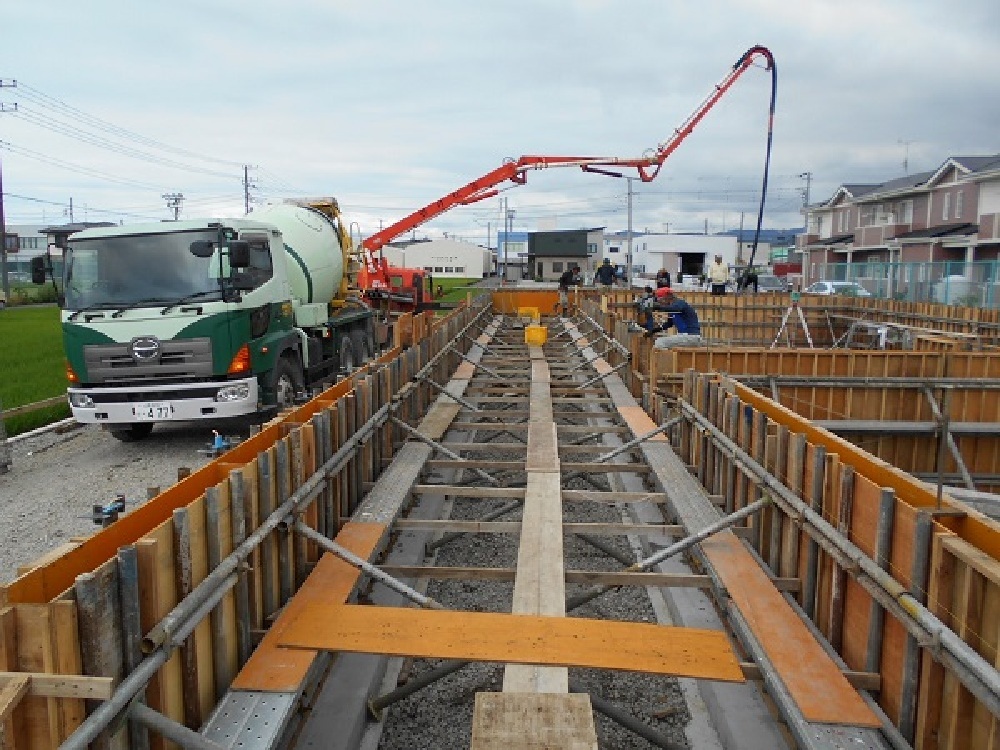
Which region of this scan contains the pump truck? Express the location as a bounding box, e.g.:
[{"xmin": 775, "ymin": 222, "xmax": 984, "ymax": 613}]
[{"xmin": 35, "ymin": 45, "xmax": 774, "ymax": 441}]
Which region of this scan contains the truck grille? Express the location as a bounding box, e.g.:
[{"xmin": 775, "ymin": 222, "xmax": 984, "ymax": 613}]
[{"xmin": 84, "ymin": 338, "xmax": 214, "ymax": 384}]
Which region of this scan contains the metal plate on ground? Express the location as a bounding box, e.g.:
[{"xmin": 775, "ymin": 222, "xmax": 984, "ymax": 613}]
[{"xmin": 201, "ymin": 691, "xmax": 298, "ymax": 749}]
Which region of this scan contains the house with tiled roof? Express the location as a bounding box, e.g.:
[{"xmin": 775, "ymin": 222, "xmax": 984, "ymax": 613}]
[{"xmin": 798, "ymin": 155, "xmax": 1000, "ymax": 294}]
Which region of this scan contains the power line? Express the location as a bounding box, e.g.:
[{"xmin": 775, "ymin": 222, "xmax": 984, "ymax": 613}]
[
  {"xmin": 0, "ymin": 139, "xmax": 167, "ymax": 190},
  {"xmin": 13, "ymin": 107, "xmax": 236, "ymax": 180},
  {"xmin": 13, "ymin": 82, "xmax": 244, "ymax": 168}
]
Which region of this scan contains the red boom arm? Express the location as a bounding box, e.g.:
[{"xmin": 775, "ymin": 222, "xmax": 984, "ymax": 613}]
[{"xmin": 360, "ymin": 45, "xmax": 774, "ymax": 267}]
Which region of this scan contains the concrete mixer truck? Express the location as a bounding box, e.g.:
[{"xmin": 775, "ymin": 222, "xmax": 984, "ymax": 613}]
[{"xmin": 35, "ymin": 199, "xmax": 378, "ymax": 441}]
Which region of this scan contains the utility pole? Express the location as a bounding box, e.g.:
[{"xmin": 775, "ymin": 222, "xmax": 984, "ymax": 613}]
[
  {"xmin": 242, "ymin": 164, "xmax": 257, "ymax": 214},
  {"xmin": 0, "ymin": 155, "xmax": 7, "ymax": 303},
  {"xmin": 798, "ymin": 172, "xmax": 813, "ymax": 208},
  {"xmin": 0, "ymin": 89, "xmax": 17, "ymax": 303},
  {"xmin": 505, "ymin": 203, "xmax": 515, "ymax": 285},
  {"xmin": 162, "ymin": 193, "xmax": 184, "ymax": 221},
  {"xmin": 626, "ymin": 177, "xmax": 634, "ymax": 288}
]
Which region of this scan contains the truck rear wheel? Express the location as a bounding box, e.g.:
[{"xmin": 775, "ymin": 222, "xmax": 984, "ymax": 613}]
[
  {"xmin": 275, "ymin": 355, "xmax": 305, "ymax": 409},
  {"xmin": 350, "ymin": 328, "xmax": 373, "ymax": 364},
  {"xmin": 109, "ymin": 423, "xmax": 154, "ymax": 442},
  {"xmin": 339, "ymin": 336, "xmax": 356, "ymax": 373}
]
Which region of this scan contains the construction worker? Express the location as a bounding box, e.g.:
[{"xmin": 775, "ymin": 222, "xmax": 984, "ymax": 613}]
[
  {"xmin": 648, "ymin": 287, "xmax": 703, "ymax": 348},
  {"xmin": 557, "ymin": 265, "xmax": 581, "ymax": 316},
  {"xmin": 708, "ymin": 254, "xmax": 729, "ymax": 295},
  {"xmin": 594, "ymin": 258, "xmax": 617, "ymax": 290},
  {"xmin": 632, "ymin": 286, "xmax": 661, "ymax": 334}
]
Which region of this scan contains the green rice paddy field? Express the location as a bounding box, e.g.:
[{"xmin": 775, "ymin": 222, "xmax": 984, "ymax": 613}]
[{"xmin": 0, "ymin": 306, "xmax": 70, "ymax": 435}]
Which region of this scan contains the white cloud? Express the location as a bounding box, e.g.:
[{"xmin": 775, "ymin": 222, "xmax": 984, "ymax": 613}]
[{"xmin": 1, "ymin": 0, "xmax": 996, "ymax": 239}]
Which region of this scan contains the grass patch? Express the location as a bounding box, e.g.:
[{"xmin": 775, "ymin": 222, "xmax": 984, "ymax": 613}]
[
  {"xmin": 0, "ymin": 306, "xmax": 70, "ymax": 436},
  {"xmin": 431, "ymin": 277, "xmax": 488, "ymax": 305}
]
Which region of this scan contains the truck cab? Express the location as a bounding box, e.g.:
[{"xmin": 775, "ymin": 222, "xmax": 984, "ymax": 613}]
[{"xmin": 50, "ymin": 206, "xmax": 374, "ymax": 441}]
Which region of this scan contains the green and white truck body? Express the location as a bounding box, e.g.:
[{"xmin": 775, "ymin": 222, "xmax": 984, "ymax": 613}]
[{"xmin": 57, "ymin": 201, "xmax": 374, "ymax": 440}]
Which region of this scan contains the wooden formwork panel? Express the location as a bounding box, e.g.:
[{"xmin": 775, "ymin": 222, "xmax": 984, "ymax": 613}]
[
  {"xmin": 685, "ymin": 374, "xmax": 1000, "ymax": 747},
  {"xmin": 0, "ymin": 304, "xmax": 478, "ymax": 749}
]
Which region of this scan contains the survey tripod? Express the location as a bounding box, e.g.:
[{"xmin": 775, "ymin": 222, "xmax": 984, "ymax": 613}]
[{"xmin": 771, "ymin": 291, "xmax": 814, "ymax": 348}]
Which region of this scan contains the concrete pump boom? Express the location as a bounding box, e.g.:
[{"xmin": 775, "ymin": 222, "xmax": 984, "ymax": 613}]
[{"xmin": 361, "ymin": 45, "xmax": 775, "ymax": 256}]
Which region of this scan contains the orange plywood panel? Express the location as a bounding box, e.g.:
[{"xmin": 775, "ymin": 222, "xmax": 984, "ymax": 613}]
[
  {"xmin": 278, "ymin": 605, "xmax": 745, "ymax": 682},
  {"xmin": 702, "ymin": 532, "xmax": 881, "ymax": 727},
  {"xmin": 230, "ymin": 522, "xmax": 385, "ymax": 692}
]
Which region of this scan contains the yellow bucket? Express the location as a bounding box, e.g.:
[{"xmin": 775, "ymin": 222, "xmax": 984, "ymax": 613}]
[
  {"xmin": 517, "ymin": 306, "xmax": 540, "ymax": 323},
  {"xmin": 525, "ymin": 324, "xmax": 548, "ymax": 346}
]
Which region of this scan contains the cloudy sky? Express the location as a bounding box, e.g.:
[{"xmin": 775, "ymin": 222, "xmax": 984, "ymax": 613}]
[{"xmin": 2, "ymin": 0, "xmax": 997, "ymax": 246}]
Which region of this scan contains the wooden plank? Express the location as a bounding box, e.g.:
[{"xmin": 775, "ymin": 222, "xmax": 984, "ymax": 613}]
[
  {"xmin": 0, "ymin": 674, "xmax": 112, "ymax": 700},
  {"xmin": 0, "ymin": 677, "xmax": 28, "ymax": 724},
  {"xmin": 0, "ymin": 607, "xmax": 24, "ymax": 750},
  {"xmin": 49, "ymin": 602, "xmax": 86, "ymax": 740},
  {"xmin": 280, "ymin": 604, "xmax": 746, "ymax": 682},
  {"xmin": 703, "ymin": 532, "xmax": 881, "ymax": 727},
  {"xmin": 135, "ymin": 530, "xmax": 183, "ymax": 750},
  {"xmin": 506, "ymin": 351, "xmax": 566, "ymax": 694},
  {"xmin": 230, "ymin": 522, "xmax": 385, "ymax": 692},
  {"xmin": 471, "ymin": 693, "xmax": 598, "ymax": 750}
]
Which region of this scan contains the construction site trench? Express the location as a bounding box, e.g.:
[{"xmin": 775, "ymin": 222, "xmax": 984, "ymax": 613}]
[{"xmin": 3, "ymin": 290, "xmax": 1000, "ymax": 750}]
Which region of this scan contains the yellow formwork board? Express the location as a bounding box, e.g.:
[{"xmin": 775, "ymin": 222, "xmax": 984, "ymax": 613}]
[{"xmin": 278, "ymin": 604, "xmax": 745, "ymax": 682}]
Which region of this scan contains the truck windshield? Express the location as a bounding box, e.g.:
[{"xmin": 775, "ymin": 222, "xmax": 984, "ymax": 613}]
[{"xmin": 64, "ymin": 230, "xmax": 223, "ymax": 311}]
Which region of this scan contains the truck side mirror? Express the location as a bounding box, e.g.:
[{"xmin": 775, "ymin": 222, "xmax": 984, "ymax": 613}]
[
  {"xmin": 228, "ymin": 241, "xmax": 251, "ymax": 268},
  {"xmin": 31, "ymin": 256, "xmax": 47, "ymax": 285}
]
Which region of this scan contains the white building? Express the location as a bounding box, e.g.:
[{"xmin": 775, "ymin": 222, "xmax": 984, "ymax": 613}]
[
  {"xmin": 603, "ymin": 232, "xmax": 739, "ymax": 282},
  {"xmin": 382, "ymin": 238, "xmax": 490, "ymax": 279}
]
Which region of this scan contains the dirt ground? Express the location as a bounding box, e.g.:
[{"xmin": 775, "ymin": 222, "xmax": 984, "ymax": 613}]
[{"xmin": 0, "ymin": 421, "xmax": 223, "ymax": 584}]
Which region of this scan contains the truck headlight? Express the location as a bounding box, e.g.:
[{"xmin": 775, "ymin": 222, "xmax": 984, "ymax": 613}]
[
  {"xmin": 216, "ymin": 383, "xmax": 251, "ymax": 402},
  {"xmin": 69, "ymin": 393, "xmax": 95, "ymax": 408}
]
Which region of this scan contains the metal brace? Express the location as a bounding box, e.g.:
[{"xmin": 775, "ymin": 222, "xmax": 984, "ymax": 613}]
[
  {"xmin": 592, "ymin": 417, "xmax": 682, "ymax": 464},
  {"xmin": 293, "ymin": 521, "xmax": 445, "ymax": 609},
  {"xmin": 391, "ymin": 416, "xmax": 501, "ymax": 485},
  {"xmin": 575, "ymin": 359, "xmax": 630, "ymax": 390},
  {"xmin": 453, "ymin": 348, "xmax": 502, "ymax": 379},
  {"xmin": 417, "ymin": 376, "xmax": 482, "ymax": 412}
]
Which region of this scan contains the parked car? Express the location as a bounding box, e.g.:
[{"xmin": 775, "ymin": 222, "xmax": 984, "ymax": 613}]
[
  {"xmin": 756, "ymin": 274, "xmax": 789, "ymax": 292},
  {"xmin": 0, "ymin": 288, "xmax": 5, "ymax": 309},
  {"xmin": 804, "ymin": 281, "xmax": 872, "ymax": 297}
]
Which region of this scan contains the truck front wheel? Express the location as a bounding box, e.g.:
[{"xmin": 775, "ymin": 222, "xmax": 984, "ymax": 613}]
[
  {"xmin": 109, "ymin": 423, "xmax": 154, "ymax": 442},
  {"xmin": 275, "ymin": 355, "xmax": 305, "ymax": 409}
]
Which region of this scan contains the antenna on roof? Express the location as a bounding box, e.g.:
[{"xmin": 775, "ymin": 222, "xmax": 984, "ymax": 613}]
[{"xmin": 898, "ymin": 140, "xmax": 913, "ymax": 175}]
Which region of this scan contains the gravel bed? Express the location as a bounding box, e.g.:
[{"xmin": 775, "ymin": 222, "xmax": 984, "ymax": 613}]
[
  {"xmin": 0, "ymin": 421, "xmax": 226, "ymax": 583},
  {"xmin": 377, "ymin": 441, "xmax": 692, "ymax": 749}
]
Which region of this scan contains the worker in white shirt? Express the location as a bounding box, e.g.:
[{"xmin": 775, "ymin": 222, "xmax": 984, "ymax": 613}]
[{"xmin": 708, "ymin": 254, "xmax": 729, "ymax": 295}]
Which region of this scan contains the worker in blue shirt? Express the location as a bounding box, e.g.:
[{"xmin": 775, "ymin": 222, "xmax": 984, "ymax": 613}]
[{"xmin": 649, "ymin": 287, "xmax": 702, "ymax": 347}]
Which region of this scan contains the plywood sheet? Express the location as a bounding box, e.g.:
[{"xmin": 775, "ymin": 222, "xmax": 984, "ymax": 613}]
[{"xmin": 279, "ymin": 604, "xmax": 745, "ymax": 681}]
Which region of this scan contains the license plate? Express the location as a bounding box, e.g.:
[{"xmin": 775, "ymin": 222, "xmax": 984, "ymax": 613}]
[{"xmin": 133, "ymin": 401, "xmax": 172, "ymax": 420}]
